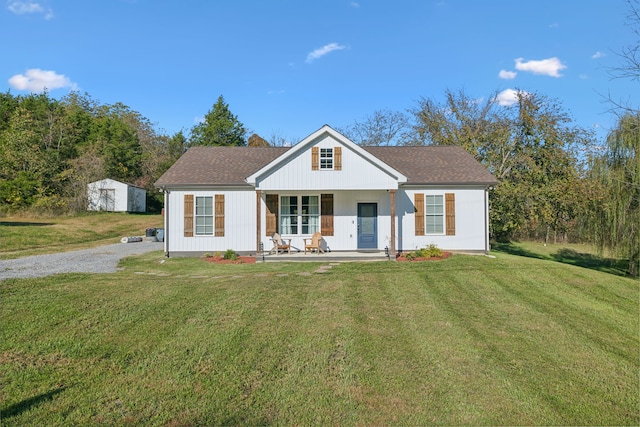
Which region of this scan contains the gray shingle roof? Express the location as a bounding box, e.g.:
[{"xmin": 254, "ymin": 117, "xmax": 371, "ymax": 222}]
[
  {"xmin": 364, "ymin": 146, "xmax": 498, "ymax": 185},
  {"xmin": 155, "ymin": 146, "xmax": 289, "ymax": 187},
  {"xmin": 154, "ymin": 145, "xmax": 497, "ymax": 188}
]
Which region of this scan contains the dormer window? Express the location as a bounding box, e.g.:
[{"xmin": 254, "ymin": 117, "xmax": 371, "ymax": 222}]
[{"xmin": 320, "ymin": 148, "xmax": 333, "ymax": 169}]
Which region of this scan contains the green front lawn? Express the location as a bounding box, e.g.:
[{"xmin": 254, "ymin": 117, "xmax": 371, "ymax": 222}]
[
  {"xmin": 1, "ymin": 252, "xmax": 638, "ymax": 426},
  {"xmin": 0, "ymin": 213, "xmax": 163, "ymax": 259}
]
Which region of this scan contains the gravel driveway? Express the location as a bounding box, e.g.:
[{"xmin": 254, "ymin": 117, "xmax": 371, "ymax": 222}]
[{"xmin": 0, "ymin": 241, "xmax": 164, "ymax": 280}]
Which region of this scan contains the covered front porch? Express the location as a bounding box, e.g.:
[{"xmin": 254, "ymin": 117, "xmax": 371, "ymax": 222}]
[{"xmin": 255, "ymin": 189, "xmax": 398, "ymax": 256}]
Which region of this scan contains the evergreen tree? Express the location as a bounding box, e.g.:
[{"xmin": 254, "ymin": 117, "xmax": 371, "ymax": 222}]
[{"xmin": 189, "ymin": 95, "xmax": 247, "ymax": 146}]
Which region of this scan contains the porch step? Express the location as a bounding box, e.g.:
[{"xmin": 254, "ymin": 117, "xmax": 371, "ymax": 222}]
[{"xmin": 257, "ymin": 251, "xmax": 391, "ymax": 262}]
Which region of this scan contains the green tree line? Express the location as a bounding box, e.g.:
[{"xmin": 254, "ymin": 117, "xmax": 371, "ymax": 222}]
[{"xmin": 0, "ymin": 93, "xmax": 243, "ymax": 214}]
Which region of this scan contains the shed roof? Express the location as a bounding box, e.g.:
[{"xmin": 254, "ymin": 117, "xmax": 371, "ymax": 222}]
[{"xmin": 89, "ymin": 178, "xmax": 147, "ymax": 190}]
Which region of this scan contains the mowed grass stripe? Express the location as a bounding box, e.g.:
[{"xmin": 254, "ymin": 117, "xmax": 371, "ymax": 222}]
[
  {"xmin": 1, "ymin": 254, "xmax": 638, "ymax": 426},
  {"xmin": 484, "ymin": 254, "xmax": 638, "ymax": 362},
  {"xmin": 420, "ymin": 257, "xmax": 638, "ymax": 425},
  {"xmin": 410, "ymin": 266, "xmax": 563, "ymax": 425},
  {"xmin": 343, "ymin": 268, "xmax": 519, "ymax": 425}
]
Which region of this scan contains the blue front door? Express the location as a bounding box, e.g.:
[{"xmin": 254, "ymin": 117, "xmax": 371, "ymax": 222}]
[{"xmin": 357, "ymin": 203, "xmax": 377, "ymax": 249}]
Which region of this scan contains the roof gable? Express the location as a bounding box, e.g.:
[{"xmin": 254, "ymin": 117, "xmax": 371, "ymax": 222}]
[{"xmin": 245, "ymin": 125, "xmax": 407, "ymax": 185}]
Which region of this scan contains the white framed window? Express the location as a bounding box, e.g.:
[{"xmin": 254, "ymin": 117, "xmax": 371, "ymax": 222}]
[
  {"xmin": 301, "ymin": 196, "xmax": 319, "ymax": 234},
  {"xmin": 280, "ymin": 196, "xmax": 298, "ymax": 234},
  {"xmin": 195, "ymin": 196, "xmax": 213, "ymax": 235},
  {"xmin": 280, "ymin": 195, "xmax": 319, "ymax": 235},
  {"xmin": 320, "ymin": 148, "xmax": 333, "ymax": 169},
  {"xmin": 425, "ymin": 195, "xmax": 444, "ymax": 234}
]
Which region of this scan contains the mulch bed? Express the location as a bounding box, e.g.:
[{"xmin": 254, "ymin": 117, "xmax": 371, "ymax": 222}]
[
  {"xmin": 203, "ymin": 256, "xmax": 256, "ymax": 264},
  {"xmin": 396, "ymin": 252, "xmax": 452, "ymax": 262}
]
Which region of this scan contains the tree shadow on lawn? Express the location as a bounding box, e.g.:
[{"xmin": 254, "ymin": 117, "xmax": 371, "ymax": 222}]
[
  {"xmin": 552, "ymin": 248, "xmax": 629, "ymax": 277},
  {"xmin": 491, "ymin": 242, "xmax": 547, "ymax": 260},
  {"xmin": 492, "ymin": 242, "xmax": 628, "ymax": 277},
  {"xmin": 2, "ymin": 386, "xmax": 67, "ymax": 419},
  {"xmin": 1, "ymin": 222, "xmax": 54, "ymax": 227}
]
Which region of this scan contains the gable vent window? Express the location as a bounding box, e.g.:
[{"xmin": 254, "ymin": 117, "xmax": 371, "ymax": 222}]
[
  {"xmin": 320, "ymin": 148, "xmax": 333, "ymax": 169},
  {"xmin": 312, "ymin": 146, "xmax": 341, "ymax": 170}
]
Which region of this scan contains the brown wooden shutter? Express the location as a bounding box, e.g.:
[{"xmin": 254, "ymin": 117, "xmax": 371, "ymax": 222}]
[
  {"xmin": 334, "ymin": 146, "xmax": 342, "ymax": 170},
  {"xmin": 321, "ymin": 193, "xmax": 334, "ymax": 236},
  {"xmin": 445, "ymin": 193, "xmax": 455, "ymax": 236},
  {"xmin": 266, "ymin": 194, "xmax": 278, "ymax": 236},
  {"xmin": 414, "ymin": 193, "xmax": 424, "ymax": 235},
  {"xmin": 184, "ymin": 194, "xmax": 194, "ymax": 237},
  {"xmin": 311, "ymin": 146, "xmax": 319, "ymax": 170},
  {"xmin": 214, "ymin": 194, "xmax": 225, "ymax": 237}
]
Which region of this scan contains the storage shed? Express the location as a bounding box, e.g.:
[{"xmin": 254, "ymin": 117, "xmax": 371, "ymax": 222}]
[{"xmin": 87, "ymin": 178, "xmax": 146, "ymax": 212}]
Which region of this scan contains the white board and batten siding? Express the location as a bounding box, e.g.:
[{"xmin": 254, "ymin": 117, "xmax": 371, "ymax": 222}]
[
  {"xmin": 166, "ymin": 189, "xmax": 256, "ymax": 254},
  {"xmin": 317, "ymin": 187, "xmax": 488, "ymax": 253},
  {"xmin": 399, "ymin": 187, "xmax": 490, "ymax": 252},
  {"xmin": 166, "ymin": 187, "xmax": 489, "ymax": 254},
  {"xmin": 330, "ymin": 190, "xmax": 392, "ymax": 251},
  {"xmin": 255, "ymin": 134, "xmax": 400, "ymax": 191}
]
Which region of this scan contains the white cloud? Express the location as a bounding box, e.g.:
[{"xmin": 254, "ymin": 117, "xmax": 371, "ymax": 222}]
[
  {"xmin": 8, "ymin": 69, "xmax": 77, "ymax": 92},
  {"xmin": 350, "ymin": 1, "xmax": 360, "ymax": 7},
  {"xmin": 8, "ymin": 1, "xmax": 42, "ymax": 13},
  {"xmin": 514, "ymin": 57, "xmax": 566, "ymax": 77},
  {"xmin": 591, "ymin": 51, "xmax": 605, "ymax": 59},
  {"xmin": 306, "ymin": 43, "xmax": 347, "ymax": 63},
  {"xmin": 499, "ymin": 69, "xmax": 517, "ymax": 80},
  {"xmin": 493, "ymin": 88, "xmax": 530, "ymax": 107},
  {"xmin": 7, "ymin": 1, "xmax": 53, "ymax": 19}
]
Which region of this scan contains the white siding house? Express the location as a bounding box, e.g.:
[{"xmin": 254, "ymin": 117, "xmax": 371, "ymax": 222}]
[
  {"xmin": 155, "ymin": 125, "xmax": 498, "ymax": 257},
  {"xmin": 87, "ymin": 178, "xmax": 146, "ymax": 213}
]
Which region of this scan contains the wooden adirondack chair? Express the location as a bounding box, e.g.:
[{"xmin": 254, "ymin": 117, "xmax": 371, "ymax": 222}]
[
  {"xmin": 270, "ymin": 233, "xmax": 291, "ymax": 255},
  {"xmin": 303, "ymin": 232, "xmax": 324, "ymax": 254}
]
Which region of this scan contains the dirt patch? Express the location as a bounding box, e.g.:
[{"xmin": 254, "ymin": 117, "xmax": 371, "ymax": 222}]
[
  {"xmin": 203, "ymin": 256, "xmax": 256, "ymax": 264},
  {"xmin": 396, "ymin": 252, "xmax": 452, "ymax": 262}
]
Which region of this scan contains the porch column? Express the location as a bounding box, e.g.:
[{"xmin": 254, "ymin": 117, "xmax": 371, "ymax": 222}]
[
  {"xmin": 390, "ymin": 189, "xmax": 396, "ymax": 257},
  {"xmin": 256, "ymin": 190, "xmax": 261, "ymax": 253}
]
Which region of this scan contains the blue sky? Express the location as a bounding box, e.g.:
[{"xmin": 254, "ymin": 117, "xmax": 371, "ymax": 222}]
[{"xmin": 2, "ymin": 0, "xmax": 638, "ymax": 144}]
